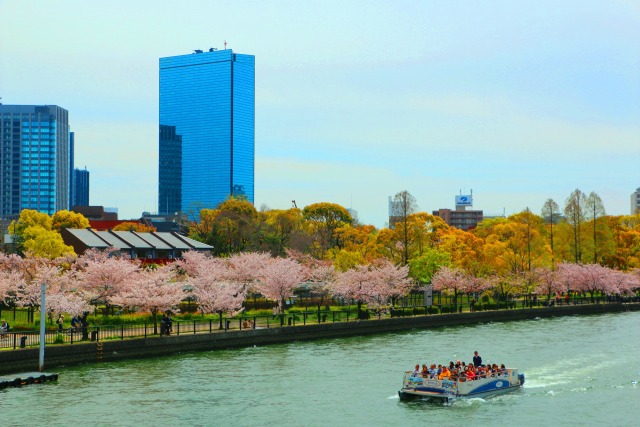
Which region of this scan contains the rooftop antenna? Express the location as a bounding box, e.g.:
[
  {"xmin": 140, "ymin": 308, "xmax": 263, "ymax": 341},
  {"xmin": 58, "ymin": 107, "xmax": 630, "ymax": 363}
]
[{"xmin": 224, "ymin": 40, "xmax": 227, "ymax": 49}]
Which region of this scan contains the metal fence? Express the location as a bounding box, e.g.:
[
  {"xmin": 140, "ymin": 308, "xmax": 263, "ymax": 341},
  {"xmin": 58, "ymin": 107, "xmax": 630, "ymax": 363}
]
[
  {"xmin": 0, "ymin": 309, "xmax": 357, "ymax": 350},
  {"xmin": 1, "ymin": 299, "xmax": 637, "ymax": 351}
]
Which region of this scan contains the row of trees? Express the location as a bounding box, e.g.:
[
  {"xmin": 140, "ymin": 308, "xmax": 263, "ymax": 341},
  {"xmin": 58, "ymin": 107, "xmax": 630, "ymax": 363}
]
[
  {"xmin": 431, "ymin": 263, "xmax": 640, "ymax": 307},
  {"xmin": 6, "ymin": 189, "xmax": 639, "ymax": 277},
  {"xmin": 0, "ymin": 250, "xmax": 412, "ymax": 322},
  {"xmin": 185, "ymin": 190, "xmax": 640, "ymax": 275},
  {"xmin": 2, "ymin": 249, "xmax": 638, "ymax": 325}
]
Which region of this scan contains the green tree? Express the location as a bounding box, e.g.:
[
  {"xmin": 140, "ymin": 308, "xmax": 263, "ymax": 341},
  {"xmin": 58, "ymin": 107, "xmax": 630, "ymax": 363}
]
[
  {"xmin": 584, "ymin": 191, "xmax": 606, "ymax": 264},
  {"xmin": 188, "ymin": 197, "xmax": 259, "ymax": 255},
  {"xmin": 389, "ymin": 190, "xmax": 418, "ymax": 265},
  {"xmin": 112, "ymin": 222, "xmax": 157, "ymax": 232},
  {"xmin": 564, "ymin": 189, "xmax": 587, "ymax": 263},
  {"xmin": 408, "ymin": 248, "xmax": 452, "ymax": 285},
  {"xmin": 258, "ymin": 208, "xmax": 304, "ymax": 256},
  {"xmin": 51, "ymin": 210, "xmax": 90, "ymax": 231},
  {"xmin": 541, "ymin": 198, "xmax": 559, "ymax": 268},
  {"xmin": 302, "ymin": 202, "xmax": 352, "ymax": 258},
  {"xmin": 22, "ymin": 226, "xmax": 74, "ymax": 259}
]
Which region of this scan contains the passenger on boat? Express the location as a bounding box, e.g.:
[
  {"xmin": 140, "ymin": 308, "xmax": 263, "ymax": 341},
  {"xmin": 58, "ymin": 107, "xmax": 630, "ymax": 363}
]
[
  {"xmin": 428, "ymin": 364, "xmax": 437, "ymax": 377},
  {"xmin": 473, "ymin": 351, "xmax": 482, "ymax": 367},
  {"xmin": 465, "ymin": 366, "xmax": 476, "ymax": 381},
  {"xmin": 476, "ymin": 366, "xmax": 487, "ymax": 378},
  {"xmin": 499, "ymin": 364, "xmax": 506, "ymax": 374},
  {"xmin": 412, "ymin": 364, "xmax": 421, "ymax": 376},
  {"xmin": 438, "ymin": 367, "xmax": 451, "ymax": 380},
  {"xmin": 421, "ymin": 364, "xmax": 429, "ymax": 378}
]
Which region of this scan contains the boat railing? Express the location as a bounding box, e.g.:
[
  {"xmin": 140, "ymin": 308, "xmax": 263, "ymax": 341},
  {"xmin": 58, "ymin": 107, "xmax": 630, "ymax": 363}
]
[{"xmin": 403, "ymin": 367, "xmax": 518, "ymax": 389}]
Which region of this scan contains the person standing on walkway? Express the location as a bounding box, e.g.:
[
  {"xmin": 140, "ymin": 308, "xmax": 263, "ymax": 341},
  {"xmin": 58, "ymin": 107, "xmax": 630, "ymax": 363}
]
[
  {"xmin": 57, "ymin": 314, "xmax": 64, "ymax": 333},
  {"xmin": 160, "ymin": 314, "xmax": 168, "ymax": 335}
]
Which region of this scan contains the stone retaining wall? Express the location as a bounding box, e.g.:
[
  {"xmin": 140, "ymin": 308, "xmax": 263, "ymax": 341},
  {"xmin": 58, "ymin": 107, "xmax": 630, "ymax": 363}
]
[{"xmin": 1, "ymin": 303, "xmax": 637, "ymax": 375}]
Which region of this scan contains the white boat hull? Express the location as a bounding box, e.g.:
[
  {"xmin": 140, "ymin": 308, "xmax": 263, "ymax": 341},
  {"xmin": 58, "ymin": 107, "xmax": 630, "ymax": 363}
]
[{"xmin": 398, "ymin": 369, "xmax": 524, "ymax": 402}]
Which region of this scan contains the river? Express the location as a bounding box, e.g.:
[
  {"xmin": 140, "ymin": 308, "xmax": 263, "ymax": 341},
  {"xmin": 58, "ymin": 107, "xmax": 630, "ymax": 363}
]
[{"xmin": 2, "ymin": 311, "xmax": 639, "ymax": 426}]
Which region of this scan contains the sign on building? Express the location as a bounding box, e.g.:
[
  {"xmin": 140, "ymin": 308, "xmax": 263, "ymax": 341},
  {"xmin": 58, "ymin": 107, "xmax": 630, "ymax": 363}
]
[{"xmin": 455, "ymin": 195, "xmax": 473, "ymax": 207}]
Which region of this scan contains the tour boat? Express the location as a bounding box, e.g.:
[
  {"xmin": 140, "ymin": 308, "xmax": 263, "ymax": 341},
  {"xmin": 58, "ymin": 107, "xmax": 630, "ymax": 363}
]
[{"xmin": 398, "ymin": 368, "xmax": 524, "ymax": 402}]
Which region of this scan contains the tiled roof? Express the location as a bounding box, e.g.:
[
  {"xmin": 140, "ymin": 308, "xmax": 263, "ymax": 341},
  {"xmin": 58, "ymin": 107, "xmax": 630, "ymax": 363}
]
[
  {"xmin": 63, "ymin": 228, "xmax": 213, "ymax": 252},
  {"xmin": 65, "ymin": 229, "xmax": 110, "ymax": 248},
  {"xmin": 94, "ymin": 231, "xmax": 132, "ymax": 249}
]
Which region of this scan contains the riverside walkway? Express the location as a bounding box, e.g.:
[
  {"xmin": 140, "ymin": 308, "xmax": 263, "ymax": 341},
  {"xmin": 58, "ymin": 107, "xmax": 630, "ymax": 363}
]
[
  {"xmin": 2, "ymin": 298, "xmax": 638, "ymax": 351},
  {"xmin": 2, "ymin": 302, "xmax": 639, "ymax": 375}
]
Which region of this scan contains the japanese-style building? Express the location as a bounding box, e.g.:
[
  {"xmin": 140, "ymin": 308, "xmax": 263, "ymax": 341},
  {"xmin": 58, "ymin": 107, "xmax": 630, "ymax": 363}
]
[{"xmin": 61, "ymin": 228, "xmax": 212, "ymax": 260}]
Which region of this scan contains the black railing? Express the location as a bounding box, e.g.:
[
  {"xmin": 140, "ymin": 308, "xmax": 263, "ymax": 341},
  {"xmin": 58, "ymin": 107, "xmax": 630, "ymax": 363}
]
[{"xmin": 1, "ymin": 298, "xmax": 637, "ymax": 350}]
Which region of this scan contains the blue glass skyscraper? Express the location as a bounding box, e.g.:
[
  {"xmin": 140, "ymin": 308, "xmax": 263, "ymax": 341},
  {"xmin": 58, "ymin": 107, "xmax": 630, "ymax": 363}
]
[
  {"xmin": 72, "ymin": 167, "xmax": 90, "ymax": 207},
  {"xmin": 159, "ymin": 49, "xmax": 255, "ymax": 215},
  {"xmin": 0, "ymin": 105, "xmax": 70, "ymax": 217}
]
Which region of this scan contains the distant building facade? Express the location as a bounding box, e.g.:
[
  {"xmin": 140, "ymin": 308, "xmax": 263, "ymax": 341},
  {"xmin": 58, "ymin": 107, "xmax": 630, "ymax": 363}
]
[
  {"xmin": 0, "ymin": 105, "xmax": 70, "ymax": 217},
  {"xmin": 72, "ymin": 205, "xmax": 117, "ymax": 221},
  {"xmin": 433, "ymin": 208, "xmax": 484, "ymax": 231},
  {"xmin": 158, "ymin": 125, "xmax": 182, "ymax": 215},
  {"xmin": 632, "ymin": 188, "xmax": 640, "ymax": 214},
  {"xmin": 433, "ymin": 193, "xmax": 483, "ymax": 231},
  {"xmin": 72, "ymin": 167, "xmax": 90, "ymax": 206},
  {"xmin": 159, "ymin": 48, "xmax": 255, "ymax": 215}
]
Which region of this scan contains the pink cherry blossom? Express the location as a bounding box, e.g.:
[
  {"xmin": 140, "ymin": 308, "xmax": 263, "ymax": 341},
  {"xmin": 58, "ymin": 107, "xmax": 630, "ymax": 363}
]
[{"xmin": 256, "ymin": 256, "xmax": 307, "ymax": 312}]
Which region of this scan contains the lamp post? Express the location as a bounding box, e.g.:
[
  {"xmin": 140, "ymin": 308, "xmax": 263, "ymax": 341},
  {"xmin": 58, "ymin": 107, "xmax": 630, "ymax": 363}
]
[{"xmin": 39, "ymin": 283, "xmax": 46, "ymax": 372}]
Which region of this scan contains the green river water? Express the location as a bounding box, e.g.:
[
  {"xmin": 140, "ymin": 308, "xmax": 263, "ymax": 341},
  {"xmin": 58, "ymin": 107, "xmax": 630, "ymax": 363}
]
[{"xmin": 2, "ymin": 311, "xmax": 639, "ymax": 426}]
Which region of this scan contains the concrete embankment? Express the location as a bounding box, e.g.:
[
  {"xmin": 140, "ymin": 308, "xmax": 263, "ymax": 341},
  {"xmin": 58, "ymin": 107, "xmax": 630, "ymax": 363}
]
[{"xmin": 2, "ymin": 303, "xmax": 638, "ymax": 375}]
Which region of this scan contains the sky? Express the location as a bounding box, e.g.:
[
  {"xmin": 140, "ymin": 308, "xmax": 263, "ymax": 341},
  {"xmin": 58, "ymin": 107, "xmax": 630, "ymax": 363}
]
[{"xmin": 1, "ymin": 0, "xmax": 639, "ymax": 228}]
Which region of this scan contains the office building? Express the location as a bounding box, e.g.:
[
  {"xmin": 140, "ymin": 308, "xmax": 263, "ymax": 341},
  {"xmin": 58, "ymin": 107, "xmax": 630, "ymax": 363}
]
[
  {"xmin": 158, "ymin": 125, "xmax": 182, "ymax": 215},
  {"xmin": 69, "ymin": 131, "xmax": 75, "ymax": 208},
  {"xmin": 433, "ymin": 193, "xmax": 484, "ymax": 231},
  {"xmin": 0, "ymin": 105, "xmax": 70, "ymax": 217},
  {"xmin": 72, "ymin": 167, "xmax": 90, "ymax": 206},
  {"xmin": 159, "ymin": 48, "xmax": 255, "ymax": 215},
  {"xmin": 632, "ymin": 188, "xmax": 640, "ymax": 214}
]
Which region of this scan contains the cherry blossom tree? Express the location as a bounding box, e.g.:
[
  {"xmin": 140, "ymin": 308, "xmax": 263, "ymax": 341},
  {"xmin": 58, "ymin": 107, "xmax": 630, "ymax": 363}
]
[
  {"xmin": 533, "ymin": 266, "xmax": 567, "ymax": 302},
  {"xmin": 113, "ymin": 265, "xmax": 185, "ymax": 333},
  {"xmin": 465, "ymin": 275, "xmax": 491, "ymax": 308},
  {"xmin": 556, "ymin": 262, "xmax": 581, "ymax": 299},
  {"xmin": 557, "ymin": 262, "xmax": 616, "ymax": 302},
  {"xmin": 177, "ymin": 250, "xmax": 247, "ymax": 328},
  {"xmin": 0, "ymin": 259, "xmax": 20, "ymax": 305},
  {"xmin": 331, "ymin": 264, "xmax": 381, "ymax": 317},
  {"xmin": 431, "ymin": 266, "xmax": 469, "ymax": 307},
  {"xmin": 287, "ymin": 249, "xmax": 336, "ymax": 311},
  {"xmin": 605, "ymin": 269, "xmax": 638, "ymax": 297},
  {"xmin": 256, "ymin": 256, "xmax": 307, "ymax": 314},
  {"xmin": 226, "ymin": 251, "xmax": 272, "ymax": 292},
  {"xmin": 371, "ymin": 259, "xmax": 412, "ymax": 307},
  {"xmin": 72, "ymin": 249, "xmax": 141, "ymax": 315}
]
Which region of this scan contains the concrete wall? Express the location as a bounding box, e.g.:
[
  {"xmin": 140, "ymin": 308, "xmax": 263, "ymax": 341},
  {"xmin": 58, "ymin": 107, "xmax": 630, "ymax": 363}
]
[{"xmin": 2, "ymin": 303, "xmax": 638, "ymax": 375}]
